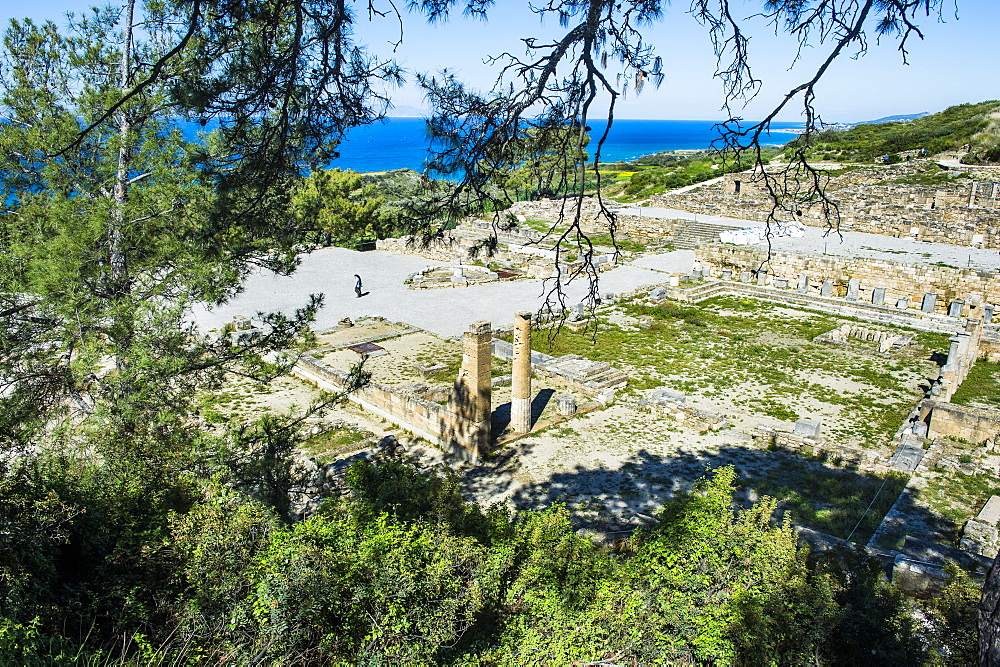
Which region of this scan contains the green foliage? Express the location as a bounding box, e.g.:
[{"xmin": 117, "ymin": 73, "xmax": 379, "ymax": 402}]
[
  {"xmin": 921, "ymin": 564, "xmax": 981, "ymax": 664},
  {"xmin": 290, "ymin": 168, "xmax": 391, "ymax": 247},
  {"xmin": 625, "ymin": 467, "xmax": 838, "ymax": 664},
  {"xmin": 344, "ymin": 459, "xmax": 499, "ymax": 542},
  {"xmin": 604, "ymin": 148, "xmax": 782, "ymax": 201},
  {"xmin": 818, "ymin": 547, "xmax": 929, "ymax": 664},
  {"xmin": 786, "ymin": 101, "xmax": 1000, "ymax": 162},
  {"xmin": 492, "ymin": 125, "xmax": 591, "ymax": 200}
]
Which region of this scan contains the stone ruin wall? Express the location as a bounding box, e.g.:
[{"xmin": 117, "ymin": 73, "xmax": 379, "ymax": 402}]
[
  {"xmin": 507, "ymin": 198, "xmax": 685, "ymax": 241},
  {"xmin": 293, "ymin": 356, "xmax": 473, "ymax": 456},
  {"xmin": 696, "ymin": 244, "xmax": 1000, "ymax": 313},
  {"xmin": 655, "ymin": 168, "xmax": 1000, "ymax": 248},
  {"xmin": 926, "ymin": 400, "xmax": 1000, "ymax": 444},
  {"xmin": 376, "ymin": 234, "xmax": 467, "ymax": 262},
  {"xmin": 293, "ymin": 320, "xmax": 497, "ymax": 461}
]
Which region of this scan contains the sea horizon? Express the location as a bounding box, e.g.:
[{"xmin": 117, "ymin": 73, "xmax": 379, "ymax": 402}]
[{"xmin": 333, "ymin": 117, "xmax": 804, "ymax": 174}]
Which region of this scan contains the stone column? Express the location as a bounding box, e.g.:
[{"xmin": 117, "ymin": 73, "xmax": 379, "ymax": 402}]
[
  {"xmin": 943, "ymin": 335, "xmax": 963, "ymax": 373},
  {"xmin": 511, "ymin": 311, "xmax": 533, "ymax": 433},
  {"xmin": 451, "ymin": 320, "xmax": 493, "ymax": 458},
  {"xmin": 846, "ymin": 278, "xmax": 860, "ymax": 301}
]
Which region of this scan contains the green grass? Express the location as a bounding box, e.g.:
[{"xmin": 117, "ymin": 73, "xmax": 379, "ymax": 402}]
[
  {"xmin": 524, "ymin": 295, "xmax": 944, "ymax": 447},
  {"xmin": 951, "ymin": 360, "xmax": 1000, "ymax": 408},
  {"xmin": 751, "ymin": 463, "xmax": 909, "ymax": 542},
  {"xmin": 921, "ymin": 470, "xmax": 1000, "ymax": 541},
  {"xmin": 301, "ymin": 427, "xmax": 372, "ymax": 463}
]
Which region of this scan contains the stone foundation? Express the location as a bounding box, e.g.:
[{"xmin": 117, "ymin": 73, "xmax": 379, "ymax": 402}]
[{"xmin": 696, "ymin": 244, "xmax": 1000, "ymax": 312}]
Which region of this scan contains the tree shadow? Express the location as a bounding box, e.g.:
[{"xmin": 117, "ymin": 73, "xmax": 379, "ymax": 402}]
[{"xmin": 463, "ymin": 441, "xmax": 974, "ymax": 563}]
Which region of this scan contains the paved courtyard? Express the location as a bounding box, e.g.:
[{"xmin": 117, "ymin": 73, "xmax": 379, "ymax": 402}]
[
  {"xmin": 193, "ymin": 247, "xmax": 696, "ymax": 337},
  {"xmin": 193, "ymin": 212, "xmax": 999, "ymax": 339}
]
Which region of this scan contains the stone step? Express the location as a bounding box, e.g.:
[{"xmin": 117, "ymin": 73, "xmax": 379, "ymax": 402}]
[
  {"xmin": 670, "ymin": 221, "xmax": 742, "ymax": 249},
  {"xmin": 585, "ymin": 369, "xmax": 628, "ymax": 389}
]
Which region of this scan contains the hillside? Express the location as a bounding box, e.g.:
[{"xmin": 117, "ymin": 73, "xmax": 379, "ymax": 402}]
[
  {"xmin": 854, "ymin": 112, "xmax": 929, "ymax": 125},
  {"xmin": 786, "ymin": 100, "xmax": 1000, "ymax": 164}
]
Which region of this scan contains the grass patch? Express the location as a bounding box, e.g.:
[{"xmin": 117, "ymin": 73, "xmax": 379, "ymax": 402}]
[
  {"xmin": 301, "ymin": 426, "xmax": 373, "ymax": 463},
  {"xmin": 921, "ymin": 471, "xmax": 1000, "ymax": 542},
  {"xmin": 751, "ymin": 461, "xmax": 908, "ymax": 542},
  {"xmin": 523, "ymin": 295, "xmax": 943, "ymax": 447},
  {"xmin": 951, "ymin": 360, "xmax": 1000, "ymax": 408}
]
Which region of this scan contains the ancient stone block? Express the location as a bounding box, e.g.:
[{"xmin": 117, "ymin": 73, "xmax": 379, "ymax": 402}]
[
  {"xmin": 872, "ymin": 287, "xmax": 886, "ymax": 306},
  {"xmin": 846, "ymin": 278, "xmax": 860, "ymax": 301},
  {"xmin": 892, "ymin": 556, "xmax": 951, "ymax": 596},
  {"xmin": 793, "ymin": 419, "xmax": 822, "ymax": 438},
  {"xmin": 555, "ymin": 394, "xmax": 577, "ymax": 416},
  {"xmin": 949, "ymin": 299, "xmax": 965, "ymax": 318},
  {"xmin": 896, "ymin": 297, "xmax": 910, "ymax": 310},
  {"xmin": 979, "ymin": 496, "xmax": 1000, "ymax": 524},
  {"xmin": 821, "ymin": 280, "xmax": 833, "ymax": 297},
  {"xmin": 921, "ymin": 292, "xmax": 937, "ymax": 313}
]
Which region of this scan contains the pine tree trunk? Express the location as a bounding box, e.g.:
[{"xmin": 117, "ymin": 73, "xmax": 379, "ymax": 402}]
[{"xmin": 110, "ymin": 0, "xmax": 135, "ymax": 372}]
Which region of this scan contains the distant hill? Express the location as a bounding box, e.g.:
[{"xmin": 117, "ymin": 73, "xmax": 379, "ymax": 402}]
[
  {"xmin": 853, "ymin": 112, "xmax": 929, "ymax": 126},
  {"xmin": 786, "ymin": 101, "xmax": 1000, "ymax": 164}
]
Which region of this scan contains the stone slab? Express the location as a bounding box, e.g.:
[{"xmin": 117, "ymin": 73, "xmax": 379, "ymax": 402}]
[{"xmin": 978, "ymin": 496, "xmax": 1000, "ymax": 524}]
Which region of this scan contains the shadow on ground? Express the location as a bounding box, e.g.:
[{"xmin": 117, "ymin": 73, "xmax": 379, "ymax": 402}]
[{"xmin": 462, "ymin": 442, "xmax": 951, "ymax": 546}]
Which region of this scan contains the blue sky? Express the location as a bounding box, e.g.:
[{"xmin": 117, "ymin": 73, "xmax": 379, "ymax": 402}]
[{"xmin": 3, "ymin": 1, "xmax": 996, "ymax": 122}]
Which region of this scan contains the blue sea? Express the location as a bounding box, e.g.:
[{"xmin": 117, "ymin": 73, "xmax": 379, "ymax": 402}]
[{"xmin": 333, "ymin": 117, "xmax": 804, "ymax": 174}]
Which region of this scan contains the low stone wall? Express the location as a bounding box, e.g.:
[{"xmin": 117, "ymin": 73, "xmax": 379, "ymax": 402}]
[
  {"xmin": 926, "ymin": 400, "xmax": 1000, "ymax": 444},
  {"xmin": 696, "ymin": 244, "xmax": 1000, "ymax": 313},
  {"xmin": 376, "ymin": 234, "xmax": 467, "ymax": 261},
  {"xmin": 615, "ymin": 215, "xmax": 686, "ymax": 241},
  {"xmin": 293, "ymin": 356, "xmax": 483, "ymax": 460},
  {"xmin": 660, "ymin": 277, "xmax": 969, "ymax": 335},
  {"xmin": 657, "ymin": 164, "xmax": 1000, "ymax": 248}
]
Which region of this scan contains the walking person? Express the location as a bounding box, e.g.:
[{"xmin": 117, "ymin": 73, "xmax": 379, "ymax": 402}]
[{"xmin": 354, "ymin": 274, "xmax": 363, "ymax": 298}]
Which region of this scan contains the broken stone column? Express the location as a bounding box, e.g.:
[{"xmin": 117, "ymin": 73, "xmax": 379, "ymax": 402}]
[
  {"xmin": 872, "ymin": 287, "xmax": 886, "ymax": 306},
  {"xmin": 948, "ymin": 299, "xmax": 965, "ymax": 318},
  {"xmin": 921, "ymin": 292, "xmax": 937, "ymax": 313},
  {"xmin": 820, "ymin": 280, "xmax": 833, "ymax": 297},
  {"xmin": 511, "ymin": 311, "xmax": 533, "ymax": 434},
  {"xmin": 896, "ymin": 297, "xmax": 910, "ymax": 310},
  {"xmin": 986, "ymin": 304, "xmax": 995, "ymax": 324},
  {"xmin": 555, "ymin": 394, "xmax": 577, "ymax": 416},
  {"xmin": 796, "ymin": 273, "xmax": 808, "ymax": 294},
  {"xmin": 450, "ymin": 320, "xmax": 493, "ymax": 459},
  {"xmin": 846, "ymin": 278, "xmax": 860, "ymax": 301}
]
